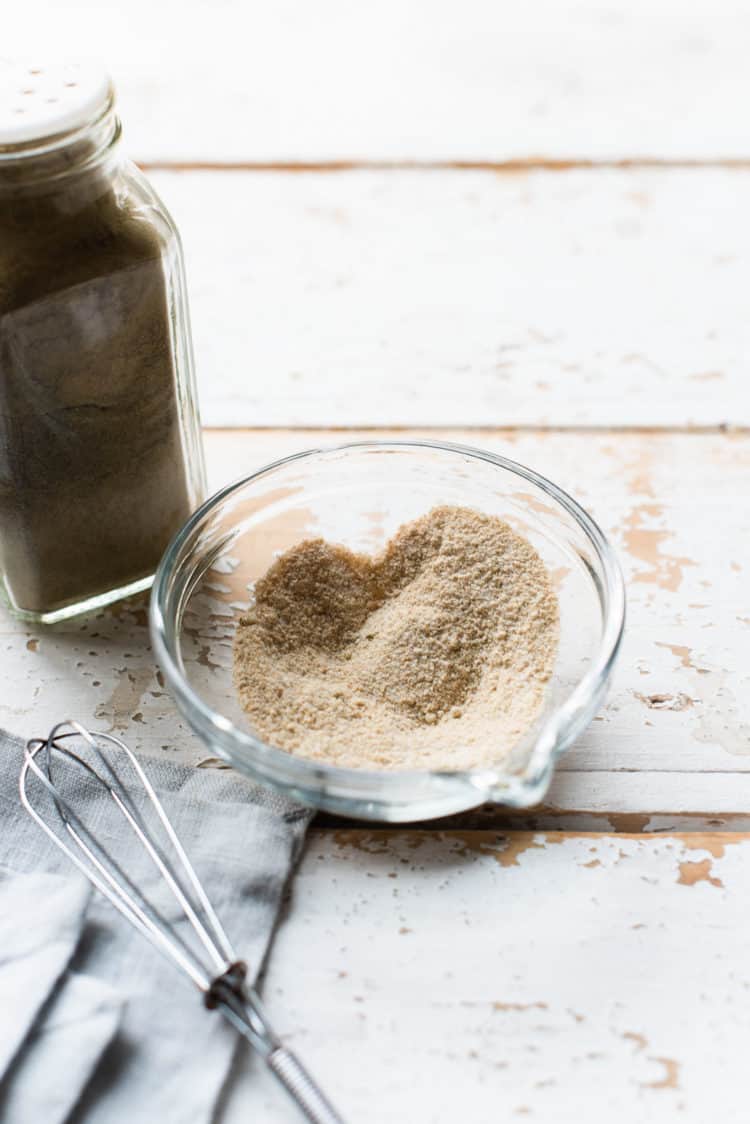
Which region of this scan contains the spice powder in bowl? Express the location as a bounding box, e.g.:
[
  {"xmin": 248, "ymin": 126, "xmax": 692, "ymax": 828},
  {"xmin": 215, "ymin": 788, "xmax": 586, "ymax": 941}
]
[{"xmin": 232, "ymin": 506, "xmax": 559, "ymax": 771}]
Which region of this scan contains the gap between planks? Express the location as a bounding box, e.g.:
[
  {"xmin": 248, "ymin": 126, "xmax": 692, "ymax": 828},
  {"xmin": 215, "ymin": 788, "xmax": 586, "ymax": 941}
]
[
  {"xmin": 314, "ymin": 827, "xmax": 750, "ymax": 847},
  {"xmin": 316, "ymin": 810, "xmax": 750, "ymax": 834},
  {"xmin": 202, "ymin": 424, "xmax": 749, "ymax": 436},
  {"xmin": 140, "ymin": 159, "xmax": 750, "ymax": 173}
]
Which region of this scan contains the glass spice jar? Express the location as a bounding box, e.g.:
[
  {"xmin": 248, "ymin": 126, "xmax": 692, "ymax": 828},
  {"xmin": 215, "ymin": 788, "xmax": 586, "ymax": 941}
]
[{"xmin": 0, "ymin": 61, "xmax": 206, "ymax": 622}]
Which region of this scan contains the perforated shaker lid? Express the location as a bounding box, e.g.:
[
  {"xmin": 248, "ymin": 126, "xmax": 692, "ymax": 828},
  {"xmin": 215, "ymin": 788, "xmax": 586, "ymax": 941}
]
[{"xmin": 0, "ymin": 60, "xmax": 112, "ymax": 147}]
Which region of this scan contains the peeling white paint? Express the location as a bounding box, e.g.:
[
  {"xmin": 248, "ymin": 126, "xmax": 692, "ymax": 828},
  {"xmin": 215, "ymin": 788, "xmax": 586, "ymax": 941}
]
[{"xmin": 219, "ymin": 831, "xmax": 750, "ymax": 1123}]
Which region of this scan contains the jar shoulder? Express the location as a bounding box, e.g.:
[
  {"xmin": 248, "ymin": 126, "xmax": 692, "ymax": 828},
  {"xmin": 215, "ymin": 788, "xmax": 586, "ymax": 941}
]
[
  {"xmin": 118, "ymin": 160, "xmax": 184, "ymax": 250},
  {"xmin": 0, "ymin": 164, "xmax": 181, "ymax": 316}
]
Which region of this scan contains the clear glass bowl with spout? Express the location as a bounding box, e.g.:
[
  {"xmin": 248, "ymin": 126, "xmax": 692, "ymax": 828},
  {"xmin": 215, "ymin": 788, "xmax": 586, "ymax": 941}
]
[{"xmin": 150, "ymin": 441, "xmax": 625, "ymax": 822}]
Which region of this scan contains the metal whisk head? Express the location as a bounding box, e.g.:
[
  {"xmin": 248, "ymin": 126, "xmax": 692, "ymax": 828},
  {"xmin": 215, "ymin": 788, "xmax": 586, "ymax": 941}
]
[{"xmin": 20, "ymin": 720, "xmax": 344, "ymax": 1124}]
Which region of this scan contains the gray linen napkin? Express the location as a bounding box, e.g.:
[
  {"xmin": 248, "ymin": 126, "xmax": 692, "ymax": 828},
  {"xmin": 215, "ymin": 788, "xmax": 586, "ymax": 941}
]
[
  {"xmin": 0, "ymin": 966, "xmax": 123, "ymax": 1124},
  {"xmin": 0, "ymin": 727, "xmax": 312, "ymax": 1123},
  {"xmin": 0, "ymin": 870, "xmax": 91, "ymax": 1074}
]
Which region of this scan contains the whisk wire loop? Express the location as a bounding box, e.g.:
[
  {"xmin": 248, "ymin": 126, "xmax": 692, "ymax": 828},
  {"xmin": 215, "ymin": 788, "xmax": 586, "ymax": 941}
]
[
  {"xmin": 22, "ymin": 727, "xmax": 213, "ymax": 990},
  {"xmin": 55, "ymin": 721, "xmax": 235, "ymax": 970}
]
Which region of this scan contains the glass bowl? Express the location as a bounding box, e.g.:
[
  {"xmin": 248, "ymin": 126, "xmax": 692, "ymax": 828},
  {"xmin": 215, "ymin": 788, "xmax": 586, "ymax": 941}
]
[{"xmin": 150, "ymin": 441, "xmax": 625, "ymax": 822}]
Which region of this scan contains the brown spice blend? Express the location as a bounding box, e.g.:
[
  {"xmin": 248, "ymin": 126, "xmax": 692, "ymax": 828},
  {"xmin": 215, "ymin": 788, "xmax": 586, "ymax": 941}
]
[
  {"xmin": 0, "ymin": 155, "xmax": 198, "ymax": 614},
  {"xmin": 232, "ymin": 505, "xmax": 559, "ymax": 771}
]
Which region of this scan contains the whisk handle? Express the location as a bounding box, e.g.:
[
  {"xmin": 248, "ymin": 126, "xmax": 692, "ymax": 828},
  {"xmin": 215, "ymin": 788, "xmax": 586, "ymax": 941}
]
[{"xmin": 267, "ymin": 1046, "xmax": 346, "ymax": 1124}]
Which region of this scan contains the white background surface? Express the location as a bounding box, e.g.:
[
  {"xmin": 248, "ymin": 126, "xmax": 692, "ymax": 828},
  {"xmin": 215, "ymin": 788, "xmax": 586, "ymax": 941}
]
[{"xmin": 5, "ymin": 3, "xmax": 750, "ymax": 1119}]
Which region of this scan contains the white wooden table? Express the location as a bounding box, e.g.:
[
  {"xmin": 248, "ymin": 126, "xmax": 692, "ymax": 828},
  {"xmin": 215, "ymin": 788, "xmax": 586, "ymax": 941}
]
[{"xmin": 7, "ymin": 4, "xmax": 750, "ymax": 1119}]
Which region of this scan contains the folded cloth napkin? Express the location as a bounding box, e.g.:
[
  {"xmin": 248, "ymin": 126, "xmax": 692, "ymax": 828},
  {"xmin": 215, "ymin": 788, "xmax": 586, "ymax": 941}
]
[
  {"xmin": 0, "ymin": 727, "xmax": 312, "ymax": 1123},
  {"xmin": 0, "ymin": 964, "xmax": 123, "ymax": 1124},
  {"xmin": 0, "ymin": 870, "xmax": 92, "ymax": 1075}
]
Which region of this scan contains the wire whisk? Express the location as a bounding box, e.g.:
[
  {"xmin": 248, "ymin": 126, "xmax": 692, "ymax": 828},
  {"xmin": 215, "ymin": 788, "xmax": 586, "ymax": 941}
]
[{"xmin": 20, "ymin": 720, "xmax": 345, "ymax": 1124}]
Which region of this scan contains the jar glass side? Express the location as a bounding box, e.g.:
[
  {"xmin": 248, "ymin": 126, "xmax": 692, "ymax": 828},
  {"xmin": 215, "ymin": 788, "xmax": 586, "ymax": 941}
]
[{"xmin": 118, "ymin": 160, "xmax": 207, "ymax": 515}]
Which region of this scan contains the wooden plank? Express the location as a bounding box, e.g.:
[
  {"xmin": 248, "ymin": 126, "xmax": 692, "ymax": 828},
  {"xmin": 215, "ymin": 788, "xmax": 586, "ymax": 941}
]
[
  {"xmin": 321, "ymin": 773, "xmax": 750, "ymax": 832},
  {"xmin": 16, "ymin": 1, "xmax": 750, "ymax": 162},
  {"xmin": 153, "ymin": 168, "xmax": 750, "ymax": 427},
  {"xmin": 219, "ymin": 829, "xmax": 750, "ymax": 1122},
  {"xmin": 3, "ymin": 428, "xmax": 746, "ymax": 825}
]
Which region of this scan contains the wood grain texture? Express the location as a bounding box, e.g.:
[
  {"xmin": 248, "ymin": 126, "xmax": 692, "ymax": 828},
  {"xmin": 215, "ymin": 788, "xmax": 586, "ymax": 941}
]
[
  {"xmin": 219, "ymin": 829, "xmax": 750, "ymax": 1122},
  {"xmin": 153, "ymin": 168, "xmax": 750, "ymax": 427},
  {"xmin": 4, "ymin": 428, "xmax": 746, "ymax": 824},
  {"xmin": 17, "ymin": 1, "xmax": 750, "ymax": 162}
]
